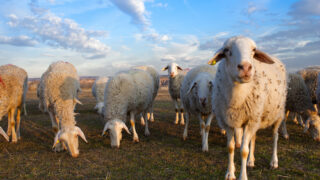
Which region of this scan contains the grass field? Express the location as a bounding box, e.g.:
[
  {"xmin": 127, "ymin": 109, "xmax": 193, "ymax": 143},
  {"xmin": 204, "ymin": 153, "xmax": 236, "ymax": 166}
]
[{"xmin": 0, "ymin": 88, "xmax": 319, "ymax": 179}]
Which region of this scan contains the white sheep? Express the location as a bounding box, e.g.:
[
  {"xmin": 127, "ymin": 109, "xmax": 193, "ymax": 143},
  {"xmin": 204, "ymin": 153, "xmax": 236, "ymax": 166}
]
[
  {"xmin": 133, "ymin": 66, "xmax": 160, "ymax": 124},
  {"xmin": 162, "ymin": 63, "xmax": 186, "ymax": 125},
  {"xmin": 297, "ymin": 66, "xmax": 320, "ymax": 112},
  {"xmin": 0, "ymin": 64, "xmax": 28, "ymax": 142},
  {"xmin": 92, "ymin": 76, "xmax": 109, "ymax": 115},
  {"xmin": 280, "ymin": 73, "xmax": 320, "ymax": 141},
  {"xmin": 180, "ymin": 64, "xmax": 216, "ymax": 152},
  {"xmin": 102, "ymin": 69, "xmax": 154, "ymax": 148},
  {"xmin": 208, "ymin": 36, "xmax": 287, "ymax": 180},
  {"xmin": 40, "ymin": 61, "xmax": 87, "ymax": 158}
]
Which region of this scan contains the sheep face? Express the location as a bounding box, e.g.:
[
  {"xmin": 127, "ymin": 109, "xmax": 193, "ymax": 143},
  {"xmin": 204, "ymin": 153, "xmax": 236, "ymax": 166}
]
[
  {"xmin": 309, "ymin": 115, "xmax": 320, "ymax": 141},
  {"xmin": 162, "ymin": 63, "xmax": 182, "ymax": 78},
  {"xmin": 53, "ymin": 126, "xmax": 87, "ymax": 158},
  {"xmin": 208, "ymin": 36, "xmax": 274, "ymax": 83},
  {"xmin": 102, "ymin": 119, "xmax": 131, "ymax": 148},
  {"xmin": 188, "ymin": 74, "xmax": 213, "ymax": 108}
]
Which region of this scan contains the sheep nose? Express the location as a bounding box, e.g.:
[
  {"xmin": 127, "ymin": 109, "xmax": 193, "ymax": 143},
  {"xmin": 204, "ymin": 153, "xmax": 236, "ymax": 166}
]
[
  {"xmin": 200, "ymin": 98, "xmax": 206, "ymax": 106},
  {"xmin": 170, "ymin": 72, "xmax": 175, "ymax": 77},
  {"xmin": 238, "ymin": 63, "xmax": 252, "ymax": 72}
]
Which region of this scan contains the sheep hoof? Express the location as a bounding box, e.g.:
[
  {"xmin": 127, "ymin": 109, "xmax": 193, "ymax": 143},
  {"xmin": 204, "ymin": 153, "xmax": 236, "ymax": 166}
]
[
  {"xmin": 174, "ymin": 120, "xmax": 179, "ymax": 125},
  {"xmin": 220, "ymin": 129, "xmax": 226, "ymax": 135},
  {"xmin": 225, "ymin": 172, "xmax": 236, "ymax": 180},
  {"xmin": 149, "ymin": 118, "xmax": 154, "ymax": 122},
  {"xmin": 202, "ymin": 146, "xmax": 208, "ymax": 152},
  {"xmin": 247, "ymin": 160, "xmax": 255, "ymax": 167},
  {"xmin": 270, "ymin": 160, "xmax": 278, "ymax": 169},
  {"xmin": 133, "ymin": 137, "xmax": 139, "ymax": 143},
  {"xmin": 180, "ymin": 121, "xmax": 185, "ymax": 125},
  {"xmin": 144, "ymin": 130, "xmax": 150, "ymax": 136},
  {"xmin": 283, "ymin": 134, "xmax": 289, "ymax": 140}
]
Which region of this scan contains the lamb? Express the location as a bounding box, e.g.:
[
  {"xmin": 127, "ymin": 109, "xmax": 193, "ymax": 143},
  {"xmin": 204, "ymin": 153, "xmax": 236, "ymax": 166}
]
[
  {"xmin": 39, "ymin": 61, "xmax": 87, "ymax": 158},
  {"xmin": 0, "ymin": 64, "xmax": 28, "ymax": 142},
  {"xmin": 297, "ymin": 66, "xmax": 320, "ymax": 112},
  {"xmin": 162, "ymin": 63, "xmax": 186, "ymax": 125},
  {"xmin": 102, "ymin": 69, "xmax": 154, "ymax": 148},
  {"xmin": 92, "ymin": 76, "xmax": 109, "ymax": 115},
  {"xmin": 133, "ymin": 66, "xmax": 160, "ymax": 123},
  {"xmin": 280, "ymin": 73, "xmax": 320, "ymax": 141},
  {"xmin": 180, "ymin": 64, "xmax": 216, "ymax": 152},
  {"xmin": 208, "ymin": 36, "xmax": 287, "ymax": 180}
]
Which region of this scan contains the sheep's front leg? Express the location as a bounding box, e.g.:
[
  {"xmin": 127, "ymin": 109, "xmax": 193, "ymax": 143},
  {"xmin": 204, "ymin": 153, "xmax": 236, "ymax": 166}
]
[
  {"xmin": 270, "ymin": 119, "xmax": 282, "ymax": 169},
  {"xmin": 7, "ymin": 112, "xmax": 12, "ymax": 136},
  {"xmin": 179, "ymin": 102, "xmax": 185, "ymax": 125},
  {"xmin": 239, "ymin": 125, "xmax": 257, "ymax": 180},
  {"xmin": 202, "ymin": 113, "xmax": 213, "ymax": 152},
  {"xmin": 16, "ymin": 107, "xmax": 21, "ymax": 140},
  {"xmin": 9, "ymin": 108, "xmax": 17, "ymax": 143},
  {"xmin": 235, "ymin": 127, "xmax": 243, "ymax": 148},
  {"xmin": 144, "ymin": 112, "xmax": 150, "ymax": 136},
  {"xmin": 247, "ymin": 134, "xmax": 256, "ymax": 167},
  {"xmin": 49, "ymin": 111, "xmax": 59, "ymax": 133},
  {"xmin": 198, "ymin": 114, "xmax": 205, "ymax": 137},
  {"xmin": 183, "ymin": 112, "xmax": 190, "ymax": 140},
  {"xmin": 280, "ymin": 118, "xmax": 289, "ymax": 140},
  {"xmin": 149, "ymin": 105, "xmax": 155, "ymax": 122},
  {"xmin": 225, "ymin": 127, "xmax": 236, "ymax": 180},
  {"xmin": 174, "ymin": 99, "xmax": 180, "ymax": 124},
  {"xmin": 130, "ymin": 112, "xmax": 139, "ymax": 142}
]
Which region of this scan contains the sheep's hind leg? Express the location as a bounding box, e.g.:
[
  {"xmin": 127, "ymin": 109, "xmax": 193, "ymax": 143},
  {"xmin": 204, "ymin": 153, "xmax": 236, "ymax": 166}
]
[
  {"xmin": 144, "ymin": 112, "xmax": 150, "ymax": 136},
  {"xmin": 247, "ymin": 134, "xmax": 256, "ymax": 167},
  {"xmin": 9, "ymin": 108, "xmax": 17, "ymax": 143},
  {"xmin": 130, "ymin": 112, "xmax": 139, "ymax": 142},
  {"xmin": 16, "ymin": 107, "xmax": 22, "ymax": 140},
  {"xmin": 270, "ymin": 118, "xmax": 282, "ymax": 169}
]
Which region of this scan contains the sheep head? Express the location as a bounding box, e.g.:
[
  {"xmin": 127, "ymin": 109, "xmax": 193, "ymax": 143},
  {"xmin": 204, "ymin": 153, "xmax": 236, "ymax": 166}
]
[
  {"xmin": 208, "ymin": 36, "xmax": 274, "ymax": 83},
  {"xmin": 304, "ymin": 110, "xmax": 320, "ymax": 141},
  {"xmin": 53, "ymin": 126, "xmax": 88, "ymax": 158},
  {"xmin": 162, "ymin": 63, "xmax": 183, "ymax": 78},
  {"xmin": 187, "ymin": 73, "xmax": 213, "ymax": 108},
  {"xmin": 102, "ymin": 119, "xmax": 131, "ymax": 148}
]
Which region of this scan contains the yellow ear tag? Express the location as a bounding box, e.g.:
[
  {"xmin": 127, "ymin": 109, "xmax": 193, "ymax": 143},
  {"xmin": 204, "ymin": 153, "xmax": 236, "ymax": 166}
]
[
  {"xmin": 56, "ymin": 140, "xmax": 60, "ymax": 143},
  {"xmin": 211, "ymin": 59, "xmax": 216, "ymax": 65}
]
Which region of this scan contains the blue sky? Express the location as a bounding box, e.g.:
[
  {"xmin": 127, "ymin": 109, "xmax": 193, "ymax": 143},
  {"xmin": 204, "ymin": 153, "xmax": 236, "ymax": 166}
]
[{"xmin": 0, "ymin": 0, "xmax": 319, "ymax": 77}]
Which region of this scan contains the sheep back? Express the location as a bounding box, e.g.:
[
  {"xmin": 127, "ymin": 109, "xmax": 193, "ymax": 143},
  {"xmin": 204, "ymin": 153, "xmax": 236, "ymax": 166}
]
[{"xmin": 298, "ymin": 66, "xmax": 320, "ymax": 104}]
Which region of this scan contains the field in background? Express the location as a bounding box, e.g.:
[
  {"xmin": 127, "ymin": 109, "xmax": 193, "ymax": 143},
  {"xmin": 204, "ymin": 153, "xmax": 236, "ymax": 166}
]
[{"xmin": 0, "ymin": 85, "xmax": 319, "ymax": 179}]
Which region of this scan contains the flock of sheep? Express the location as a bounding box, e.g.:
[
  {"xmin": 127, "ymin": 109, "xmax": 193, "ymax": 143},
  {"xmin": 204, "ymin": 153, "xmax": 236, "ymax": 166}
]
[{"xmin": 0, "ymin": 36, "xmax": 319, "ymax": 179}]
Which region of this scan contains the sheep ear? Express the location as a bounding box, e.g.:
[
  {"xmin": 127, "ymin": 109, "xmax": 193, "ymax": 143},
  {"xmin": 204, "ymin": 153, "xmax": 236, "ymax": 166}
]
[
  {"xmin": 120, "ymin": 121, "xmax": 131, "ymax": 135},
  {"xmin": 304, "ymin": 119, "xmax": 310, "ymax": 133},
  {"xmin": 177, "ymin": 66, "xmax": 183, "ymax": 71},
  {"xmin": 102, "ymin": 121, "xmax": 112, "ymax": 136},
  {"xmin": 75, "ymin": 126, "xmax": 88, "ymax": 143},
  {"xmin": 208, "ymin": 48, "xmax": 225, "ymax": 65},
  {"xmin": 52, "ymin": 130, "xmax": 62, "ymax": 148},
  {"xmin": 0, "ymin": 127, "xmax": 9, "ymax": 141},
  {"xmin": 74, "ymin": 98, "xmax": 82, "ymax": 105},
  {"xmin": 161, "ymin": 66, "xmax": 168, "ymax": 71},
  {"xmin": 254, "ymin": 49, "xmax": 274, "ymax": 64},
  {"xmin": 187, "ymin": 82, "xmax": 197, "ymax": 94}
]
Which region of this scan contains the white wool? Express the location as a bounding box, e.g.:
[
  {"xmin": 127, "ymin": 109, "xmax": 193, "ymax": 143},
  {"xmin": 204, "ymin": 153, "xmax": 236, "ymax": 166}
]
[
  {"xmin": 103, "ymin": 69, "xmax": 154, "ymax": 148},
  {"xmin": 210, "ymin": 36, "xmax": 287, "ymax": 180},
  {"xmin": 180, "ymin": 64, "xmax": 216, "ymax": 151},
  {"xmin": 92, "ymin": 76, "xmax": 109, "ymax": 114}
]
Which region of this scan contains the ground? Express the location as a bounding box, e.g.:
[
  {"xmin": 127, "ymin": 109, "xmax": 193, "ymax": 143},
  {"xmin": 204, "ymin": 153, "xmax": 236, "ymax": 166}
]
[{"xmin": 0, "ymin": 89, "xmax": 319, "ymax": 179}]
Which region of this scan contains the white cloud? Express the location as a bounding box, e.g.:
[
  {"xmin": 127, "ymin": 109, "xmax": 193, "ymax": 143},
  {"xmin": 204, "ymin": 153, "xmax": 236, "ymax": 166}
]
[
  {"xmin": 110, "ymin": 0, "xmax": 150, "ymax": 30},
  {"xmin": 152, "ymin": 3, "xmax": 168, "ymax": 8},
  {"xmin": 289, "ymin": 0, "xmax": 320, "ymax": 17},
  {"xmin": 0, "ymin": 35, "xmax": 38, "ymax": 46},
  {"xmin": 7, "ymin": 11, "xmax": 111, "ymax": 59}
]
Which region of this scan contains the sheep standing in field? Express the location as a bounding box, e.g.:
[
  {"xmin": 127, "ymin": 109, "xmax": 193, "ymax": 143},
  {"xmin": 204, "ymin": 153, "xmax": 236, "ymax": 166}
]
[
  {"xmin": 208, "ymin": 36, "xmax": 287, "ymax": 180},
  {"xmin": 92, "ymin": 76, "xmax": 109, "ymax": 115},
  {"xmin": 0, "ymin": 64, "xmax": 28, "ymax": 142},
  {"xmin": 180, "ymin": 64, "xmax": 216, "ymax": 152},
  {"xmin": 102, "ymin": 69, "xmax": 154, "ymax": 148},
  {"xmin": 281, "ymin": 73, "xmax": 320, "ymax": 141},
  {"xmin": 39, "ymin": 61, "xmax": 87, "ymax": 158},
  {"xmin": 133, "ymin": 66, "xmax": 160, "ymax": 124},
  {"xmin": 162, "ymin": 63, "xmax": 186, "ymax": 125},
  {"xmin": 297, "ymin": 66, "xmax": 320, "ymax": 112}
]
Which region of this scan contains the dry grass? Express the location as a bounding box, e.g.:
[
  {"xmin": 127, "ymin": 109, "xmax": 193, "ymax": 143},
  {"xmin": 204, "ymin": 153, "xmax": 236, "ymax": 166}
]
[{"xmin": 0, "ymin": 88, "xmax": 319, "ymax": 179}]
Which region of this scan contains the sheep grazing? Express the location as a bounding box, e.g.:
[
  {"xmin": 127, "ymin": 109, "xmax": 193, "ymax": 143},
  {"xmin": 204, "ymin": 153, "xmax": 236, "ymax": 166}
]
[
  {"xmin": 102, "ymin": 69, "xmax": 154, "ymax": 148},
  {"xmin": 297, "ymin": 66, "xmax": 320, "ymax": 112},
  {"xmin": 39, "ymin": 61, "xmax": 87, "ymax": 158},
  {"xmin": 281, "ymin": 73, "xmax": 320, "ymax": 141},
  {"xmin": 92, "ymin": 76, "xmax": 109, "ymax": 115},
  {"xmin": 0, "ymin": 64, "xmax": 28, "ymax": 142},
  {"xmin": 133, "ymin": 66, "xmax": 160, "ymax": 124},
  {"xmin": 180, "ymin": 64, "xmax": 216, "ymax": 152},
  {"xmin": 162, "ymin": 63, "xmax": 186, "ymax": 125},
  {"xmin": 208, "ymin": 36, "xmax": 287, "ymax": 180}
]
